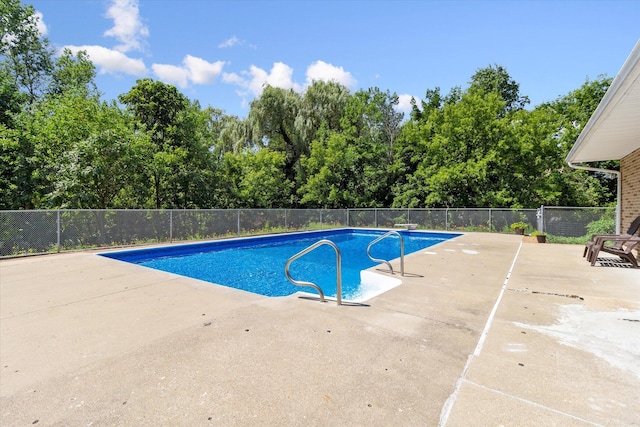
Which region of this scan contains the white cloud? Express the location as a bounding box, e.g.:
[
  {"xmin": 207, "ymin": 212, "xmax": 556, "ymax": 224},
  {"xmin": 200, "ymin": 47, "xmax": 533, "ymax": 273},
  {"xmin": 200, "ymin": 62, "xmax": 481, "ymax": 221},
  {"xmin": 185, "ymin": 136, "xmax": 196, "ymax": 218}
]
[
  {"xmin": 183, "ymin": 55, "xmax": 225, "ymax": 84},
  {"xmin": 261, "ymin": 62, "xmax": 301, "ymax": 92},
  {"xmin": 152, "ymin": 63, "xmax": 189, "ymax": 88},
  {"xmin": 221, "ymin": 61, "xmax": 357, "ymax": 110},
  {"xmin": 152, "ymin": 55, "xmax": 226, "ymax": 88},
  {"xmin": 397, "ymin": 93, "xmax": 421, "ymax": 113},
  {"xmin": 305, "ymin": 60, "xmax": 356, "ymax": 88},
  {"xmin": 223, "ymin": 62, "xmax": 302, "ymax": 97},
  {"xmin": 219, "ymin": 36, "xmax": 241, "ymax": 48},
  {"xmin": 64, "ymin": 45, "xmax": 147, "ymax": 76},
  {"xmin": 243, "ymin": 65, "xmax": 269, "ymax": 96},
  {"xmin": 222, "ymin": 72, "xmax": 244, "ymax": 86},
  {"xmin": 218, "ymin": 36, "xmax": 256, "ymax": 50},
  {"xmin": 103, "ymin": 0, "xmax": 149, "ymax": 53},
  {"xmin": 34, "ymin": 11, "xmax": 48, "ymax": 36}
]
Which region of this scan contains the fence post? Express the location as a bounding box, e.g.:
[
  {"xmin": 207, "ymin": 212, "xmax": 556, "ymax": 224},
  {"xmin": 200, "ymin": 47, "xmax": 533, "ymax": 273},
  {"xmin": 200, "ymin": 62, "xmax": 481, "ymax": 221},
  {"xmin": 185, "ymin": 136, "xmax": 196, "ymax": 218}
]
[
  {"xmin": 169, "ymin": 210, "xmax": 173, "ymax": 242},
  {"xmin": 237, "ymin": 209, "xmax": 241, "ymax": 235},
  {"xmin": 56, "ymin": 210, "xmax": 61, "ymax": 253},
  {"xmin": 537, "ymin": 205, "xmax": 544, "ymax": 233},
  {"xmin": 488, "ymin": 208, "xmax": 492, "ymax": 232},
  {"xmin": 319, "ymin": 210, "xmax": 323, "ymax": 229},
  {"xmin": 445, "ymin": 208, "xmax": 449, "ymax": 231}
]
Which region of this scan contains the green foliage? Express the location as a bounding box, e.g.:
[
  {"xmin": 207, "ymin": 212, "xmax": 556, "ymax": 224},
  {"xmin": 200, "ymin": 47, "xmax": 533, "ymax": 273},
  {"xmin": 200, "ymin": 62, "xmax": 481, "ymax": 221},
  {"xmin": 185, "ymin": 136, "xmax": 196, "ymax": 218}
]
[
  {"xmin": 510, "ymin": 222, "xmax": 527, "ymax": 230},
  {"xmin": 1, "ymin": 0, "xmax": 55, "ymax": 103},
  {"xmin": 247, "ymin": 85, "xmax": 302, "ymax": 182},
  {"xmin": 49, "ymin": 49, "xmax": 98, "ymax": 97},
  {"xmin": 0, "ymin": 67, "xmax": 24, "ymax": 127},
  {"xmin": 469, "ymin": 64, "xmax": 530, "ymax": 113},
  {"xmin": 391, "ymin": 69, "xmax": 613, "ymax": 209},
  {"xmin": 299, "ymin": 131, "xmax": 358, "ymax": 208},
  {"xmin": 546, "ymin": 76, "xmax": 616, "ymax": 205},
  {"xmin": 585, "ymin": 217, "xmax": 616, "ymax": 236},
  {"xmin": 546, "ymin": 234, "xmax": 587, "ymax": 245},
  {"xmin": 0, "ymin": 21, "xmax": 617, "ymax": 212}
]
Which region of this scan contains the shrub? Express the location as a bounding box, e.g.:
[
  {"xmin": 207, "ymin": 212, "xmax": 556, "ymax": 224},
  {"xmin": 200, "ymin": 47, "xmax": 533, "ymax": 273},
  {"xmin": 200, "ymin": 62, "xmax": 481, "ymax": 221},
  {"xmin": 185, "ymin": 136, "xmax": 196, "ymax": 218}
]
[{"xmin": 586, "ymin": 217, "xmax": 616, "ymax": 236}]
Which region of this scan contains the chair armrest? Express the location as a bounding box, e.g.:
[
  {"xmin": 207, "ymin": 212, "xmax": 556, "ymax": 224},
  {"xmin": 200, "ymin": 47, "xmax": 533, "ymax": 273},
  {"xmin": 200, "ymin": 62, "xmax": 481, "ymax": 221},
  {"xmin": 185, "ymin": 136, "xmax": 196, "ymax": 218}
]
[{"xmin": 592, "ymin": 234, "xmax": 632, "ymax": 245}]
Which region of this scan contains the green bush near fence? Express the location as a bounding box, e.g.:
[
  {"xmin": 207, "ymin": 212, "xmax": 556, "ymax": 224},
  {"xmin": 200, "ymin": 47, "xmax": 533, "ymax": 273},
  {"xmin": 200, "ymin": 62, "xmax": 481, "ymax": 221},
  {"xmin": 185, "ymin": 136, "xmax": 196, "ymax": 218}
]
[{"xmin": 546, "ymin": 235, "xmax": 588, "ymax": 244}]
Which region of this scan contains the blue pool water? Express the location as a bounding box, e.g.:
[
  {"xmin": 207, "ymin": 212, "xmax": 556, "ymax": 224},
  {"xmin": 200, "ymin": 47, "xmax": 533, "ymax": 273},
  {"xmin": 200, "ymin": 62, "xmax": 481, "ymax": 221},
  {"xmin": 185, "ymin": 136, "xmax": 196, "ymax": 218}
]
[{"xmin": 101, "ymin": 229, "xmax": 460, "ymax": 301}]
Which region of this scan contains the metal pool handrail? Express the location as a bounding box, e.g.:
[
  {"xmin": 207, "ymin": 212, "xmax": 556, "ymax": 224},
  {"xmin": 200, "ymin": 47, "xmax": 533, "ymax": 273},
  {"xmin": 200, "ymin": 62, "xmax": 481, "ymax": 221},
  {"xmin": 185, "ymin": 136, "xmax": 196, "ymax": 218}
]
[
  {"xmin": 367, "ymin": 230, "xmax": 405, "ymax": 276},
  {"xmin": 284, "ymin": 239, "xmax": 343, "ymax": 305}
]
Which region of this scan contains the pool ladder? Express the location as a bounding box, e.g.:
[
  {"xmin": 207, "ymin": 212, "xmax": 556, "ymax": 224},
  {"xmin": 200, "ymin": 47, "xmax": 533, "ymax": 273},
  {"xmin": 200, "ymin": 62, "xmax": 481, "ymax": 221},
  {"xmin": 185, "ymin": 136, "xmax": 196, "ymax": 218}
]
[
  {"xmin": 285, "ymin": 239, "xmax": 343, "ymax": 305},
  {"xmin": 285, "ymin": 231, "xmax": 406, "ymax": 305},
  {"xmin": 367, "ymin": 230, "xmax": 405, "ymax": 276}
]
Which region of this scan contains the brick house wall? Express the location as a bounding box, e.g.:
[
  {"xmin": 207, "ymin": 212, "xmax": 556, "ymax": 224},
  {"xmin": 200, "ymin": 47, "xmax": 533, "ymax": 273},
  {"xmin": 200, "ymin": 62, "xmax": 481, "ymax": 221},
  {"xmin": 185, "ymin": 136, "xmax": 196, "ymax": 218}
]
[
  {"xmin": 621, "ymin": 147, "xmax": 640, "ymax": 259},
  {"xmin": 620, "ymin": 147, "xmax": 640, "ymax": 230}
]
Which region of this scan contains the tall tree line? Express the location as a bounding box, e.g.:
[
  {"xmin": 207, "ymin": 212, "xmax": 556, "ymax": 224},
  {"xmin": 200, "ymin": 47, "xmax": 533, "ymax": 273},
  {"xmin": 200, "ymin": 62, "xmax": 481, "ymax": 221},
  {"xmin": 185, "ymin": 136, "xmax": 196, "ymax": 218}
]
[{"xmin": 1, "ymin": 0, "xmax": 616, "ymax": 211}]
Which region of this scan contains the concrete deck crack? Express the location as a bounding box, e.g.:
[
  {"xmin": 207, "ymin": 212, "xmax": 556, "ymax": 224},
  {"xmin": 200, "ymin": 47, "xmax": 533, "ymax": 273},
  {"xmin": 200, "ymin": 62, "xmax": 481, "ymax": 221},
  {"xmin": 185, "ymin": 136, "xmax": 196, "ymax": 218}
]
[{"xmin": 507, "ymin": 288, "xmax": 584, "ymax": 300}]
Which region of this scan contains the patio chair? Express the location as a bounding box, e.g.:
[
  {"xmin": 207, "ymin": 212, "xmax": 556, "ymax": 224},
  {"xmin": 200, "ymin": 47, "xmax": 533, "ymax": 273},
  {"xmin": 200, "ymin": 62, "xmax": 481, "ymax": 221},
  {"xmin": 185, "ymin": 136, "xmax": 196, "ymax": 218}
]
[
  {"xmin": 588, "ymin": 235, "xmax": 640, "ymax": 268},
  {"xmin": 583, "ymin": 215, "xmax": 640, "ymax": 260}
]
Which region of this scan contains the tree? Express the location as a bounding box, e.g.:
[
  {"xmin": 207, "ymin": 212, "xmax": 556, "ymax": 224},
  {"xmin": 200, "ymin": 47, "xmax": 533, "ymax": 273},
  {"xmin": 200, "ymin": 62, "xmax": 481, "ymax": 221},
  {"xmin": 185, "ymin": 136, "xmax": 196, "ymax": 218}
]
[
  {"xmin": 299, "ymin": 88, "xmax": 403, "ymax": 208},
  {"xmin": 299, "ymin": 127, "xmax": 359, "ymax": 208},
  {"xmin": 0, "ymin": 66, "xmax": 23, "ymax": 127},
  {"xmin": 0, "ymin": 123, "xmax": 30, "ymax": 208},
  {"xmin": 118, "ymin": 78, "xmax": 188, "ymax": 145},
  {"xmin": 216, "ymin": 114, "xmax": 253, "ymax": 158},
  {"xmin": 53, "ymin": 107, "xmax": 151, "ymax": 208},
  {"xmin": 118, "ymin": 79, "xmax": 190, "ymax": 208},
  {"xmin": 546, "ymin": 76, "xmax": 616, "ymax": 205},
  {"xmin": 237, "ymin": 149, "xmax": 292, "ymax": 208},
  {"xmin": 296, "ymin": 80, "xmax": 350, "ymax": 145},
  {"xmin": 247, "ymin": 85, "xmax": 302, "ymax": 183},
  {"xmin": 49, "ymin": 48, "xmax": 98, "ymax": 97},
  {"xmin": 469, "ymin": 65, "xmax": 529, "ymax": 114},
  {"xmin": 391, "ymin": 72, "xmax": 612, "ymax": 209},
  {"xmin": 0, "ymin": 0, "xmax": 54, "ymax": 104},
  {"xmin": 340, "ymin": 88, "xmax": 403, "ymax": 206},
  {"xmin": 392, "ymin": 87, "xmax": 516, "ymax": 207},
  {"xmin": 23, "ymin": 90, "xmax": 100, "ymax": 206},
  {"xmin": 166, "ymin": 100, "xmax": 219, "ymax": 208},
  {"xmin": 410, "ymin": 87, "xmax": 444, "ymax": 122},
  {"xmin": 21, "ymin": 89, "xmax": 149, "ymax": 208}
]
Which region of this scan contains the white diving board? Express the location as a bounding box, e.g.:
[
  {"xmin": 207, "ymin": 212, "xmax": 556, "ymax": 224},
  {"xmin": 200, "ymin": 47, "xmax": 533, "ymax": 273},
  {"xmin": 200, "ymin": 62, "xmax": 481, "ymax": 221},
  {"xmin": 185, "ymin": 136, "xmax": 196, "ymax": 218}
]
[{"xmin": 394, "ymin": 223, "xmax": 417, "ymax": 230}]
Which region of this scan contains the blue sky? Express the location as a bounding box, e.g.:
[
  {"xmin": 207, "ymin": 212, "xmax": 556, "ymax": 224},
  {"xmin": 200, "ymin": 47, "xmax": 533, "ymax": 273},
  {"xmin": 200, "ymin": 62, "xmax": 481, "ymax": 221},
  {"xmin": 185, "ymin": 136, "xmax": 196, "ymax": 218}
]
[{"xmin": 30, "ymin": 0, "xmax": 639, "ymax": 118}]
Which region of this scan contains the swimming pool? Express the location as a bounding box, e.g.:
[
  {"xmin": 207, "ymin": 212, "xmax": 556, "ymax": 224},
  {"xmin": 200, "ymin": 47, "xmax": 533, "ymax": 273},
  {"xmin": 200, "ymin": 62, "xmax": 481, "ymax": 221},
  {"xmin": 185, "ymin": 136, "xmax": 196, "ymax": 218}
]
[{"xmin": 100, "ymin": 229, "xmax": 460, "ymax": 301}]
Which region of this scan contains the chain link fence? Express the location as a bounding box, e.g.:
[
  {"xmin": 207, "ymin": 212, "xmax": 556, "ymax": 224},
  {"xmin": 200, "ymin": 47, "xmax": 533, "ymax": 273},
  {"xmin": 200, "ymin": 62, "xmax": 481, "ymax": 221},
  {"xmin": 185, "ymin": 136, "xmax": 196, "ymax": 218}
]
[{"xmin": 0, "ymin": 207, "xmax": 614, "ymax": 257}]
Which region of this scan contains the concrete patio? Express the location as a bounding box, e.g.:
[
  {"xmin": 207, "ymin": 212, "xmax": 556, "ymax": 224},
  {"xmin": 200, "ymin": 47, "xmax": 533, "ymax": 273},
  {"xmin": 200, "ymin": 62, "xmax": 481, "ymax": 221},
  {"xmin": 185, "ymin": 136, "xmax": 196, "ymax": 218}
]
[{"xmin": 1, "ymin": 232, "xmax": 638, "ymax": 426}]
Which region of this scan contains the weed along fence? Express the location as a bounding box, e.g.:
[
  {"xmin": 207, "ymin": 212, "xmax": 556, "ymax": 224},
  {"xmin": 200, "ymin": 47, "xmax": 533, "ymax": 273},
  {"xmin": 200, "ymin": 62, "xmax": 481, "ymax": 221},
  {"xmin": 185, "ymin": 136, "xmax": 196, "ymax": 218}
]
[{"xmin": 0, "ymin": 207, "xmax": 615, "ymax": 257}]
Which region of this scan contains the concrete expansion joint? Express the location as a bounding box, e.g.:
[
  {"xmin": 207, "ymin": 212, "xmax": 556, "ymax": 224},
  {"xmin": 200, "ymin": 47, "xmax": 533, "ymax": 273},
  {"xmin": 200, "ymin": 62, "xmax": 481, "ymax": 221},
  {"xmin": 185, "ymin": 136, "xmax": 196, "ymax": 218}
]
[
  {"xmin": 438, "ymin": 242, "xmax": 524, "ymax": 426},
  {"xmin": 461, "ymin": 380, "xmax": 606, "ymax": 427}
]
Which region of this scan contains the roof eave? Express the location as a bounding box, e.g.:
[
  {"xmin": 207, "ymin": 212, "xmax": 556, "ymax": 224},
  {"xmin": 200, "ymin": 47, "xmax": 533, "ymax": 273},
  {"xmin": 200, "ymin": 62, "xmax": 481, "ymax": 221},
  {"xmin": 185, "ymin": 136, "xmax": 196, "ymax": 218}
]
[{"xmin": 566, "ymin": 39, "xmax": 640, "ymax": 165}]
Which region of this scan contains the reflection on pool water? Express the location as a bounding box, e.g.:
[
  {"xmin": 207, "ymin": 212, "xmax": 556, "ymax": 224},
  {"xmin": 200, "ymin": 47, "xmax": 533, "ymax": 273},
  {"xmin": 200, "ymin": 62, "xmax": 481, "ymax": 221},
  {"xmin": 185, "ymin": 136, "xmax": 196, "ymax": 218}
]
[{"xmin": 100, "ymin": 229, "xmax": 460, "ymax": 301}]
